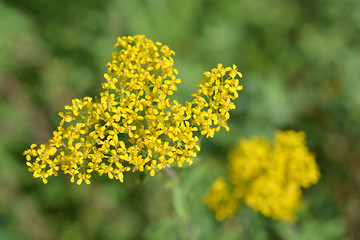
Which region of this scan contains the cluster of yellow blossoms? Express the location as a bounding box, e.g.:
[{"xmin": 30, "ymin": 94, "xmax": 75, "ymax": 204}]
[
  {"xmin": 24, "ymin": 35, "xmax": 243, "ymax": 185},
  {"xmin": 205, "ymin": 130, "xmax": 320, "ymax": 222}
]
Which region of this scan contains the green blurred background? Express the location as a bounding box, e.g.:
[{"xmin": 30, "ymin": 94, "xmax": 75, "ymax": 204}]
[{"xmin": 1, "ymin": 0, "xmax": 359, "ymax": 239}]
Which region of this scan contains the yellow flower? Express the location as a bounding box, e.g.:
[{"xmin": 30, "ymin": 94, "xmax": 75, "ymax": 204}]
[
  {"xmin": 245, "ymin": 176, "xmax": 302, "ymax": 221},
  {"xmin": 24, "ymin": 35, "xmax": 243, "ymax": 185},
  {"xmin": 205, "ymin": 130, "xmax": 320, "ymax": 222},
  {"xmin": 228, "ymin": 137, "xmax": 270, "ymax": 187},
  {"xmin": 271, "ymin": 130, "xmax": 320, "ymax": 188},
  {"xmin": 204, "ymin": 177, "xmax": 239, "ymax": 221}
]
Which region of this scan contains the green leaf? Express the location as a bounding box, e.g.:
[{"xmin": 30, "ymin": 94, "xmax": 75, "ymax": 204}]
[{"xmin": 172, "ymin": 185, "xmax": 189, "ymax": 221}]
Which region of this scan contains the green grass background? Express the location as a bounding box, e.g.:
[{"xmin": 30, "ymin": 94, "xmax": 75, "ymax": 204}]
[{"xmin": 0, "ymin": 0, "xmax": 359, "ymax": 239}]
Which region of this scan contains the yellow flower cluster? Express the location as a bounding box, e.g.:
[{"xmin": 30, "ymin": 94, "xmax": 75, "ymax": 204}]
[
  {"xmin": 205, "ymin": 130, "xmax": 320, "ymax": 222},
  {"xmin": 203, "ymin": 177, "xmax": 239, "ymax": 221},
  {"xmin": 24, "ymin": 35, "xmax": 243, "ymax": 185}
]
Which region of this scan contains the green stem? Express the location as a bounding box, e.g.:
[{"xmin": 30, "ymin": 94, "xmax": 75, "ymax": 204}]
[{"xmin": 164, "ymin": 168, "xmax": 196, "ymax": 240}]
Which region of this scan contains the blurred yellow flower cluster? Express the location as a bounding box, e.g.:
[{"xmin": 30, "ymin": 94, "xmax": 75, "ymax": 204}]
[
  {"xmin": 205, "ymin": 130, "xmax": 320, "ymax": 222},
  {"xmin": 24, "ymin": 35, "xmax": 243, "ymax": 185}
]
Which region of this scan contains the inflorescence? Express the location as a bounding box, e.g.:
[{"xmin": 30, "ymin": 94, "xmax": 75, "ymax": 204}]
[
  {"xmin": 205, "ymin": 130, "xmax": 321, "ymax": 222},
  {"xmin": 24, "ymin": 35, "xmax": 243, "ymax": 185}
]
